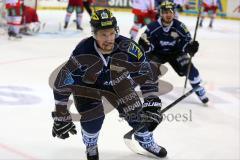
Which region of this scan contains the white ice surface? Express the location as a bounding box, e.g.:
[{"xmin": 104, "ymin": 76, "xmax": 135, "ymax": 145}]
[{"xmin": 0, "ymin": 10, "xmax": 239, "ymax": 160}]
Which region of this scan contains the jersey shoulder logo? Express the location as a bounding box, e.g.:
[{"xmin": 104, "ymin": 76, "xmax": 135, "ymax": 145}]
[
  {"xmin": 91, "ymin": 12, "xmax": 99, "ymax": 20},
  {"xmin": 127, "ymin": 42, "xmax": 143, "ymax": 60},
  {"xmin": 64, "ymin": 73, "xmax": 74, "ymax": 85}
]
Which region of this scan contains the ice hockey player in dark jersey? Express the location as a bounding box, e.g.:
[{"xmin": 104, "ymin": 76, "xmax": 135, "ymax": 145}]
[
  {"xmin": 51, "ymin": 9, "xmax": 167, "ymax": 160},
  {"xmin": 139, "ymin": 1, "xmax": 209, "ymax": 104}
]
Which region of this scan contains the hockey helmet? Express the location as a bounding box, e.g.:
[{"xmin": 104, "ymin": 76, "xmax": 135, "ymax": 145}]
[
  {"xmin": 159, "ymin": 0, "xmax": 175, "ymax": 13},
  {"xmin": 90, "ymin": 9, "xmax": 118, "ymax": 33}
]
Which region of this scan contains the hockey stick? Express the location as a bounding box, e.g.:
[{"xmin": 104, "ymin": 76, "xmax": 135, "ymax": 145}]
[
  {"xmin": 183, "ymin": 0, "xmax": 202, "ymax": 93},
  {"xmin": 124, "ymin": 86, "xmax": 200, "ymax": 156}
]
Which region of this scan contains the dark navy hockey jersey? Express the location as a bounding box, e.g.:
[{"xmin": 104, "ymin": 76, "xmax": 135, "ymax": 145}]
[
  {"xmin": 143, "ymin": 18, "xmax": 192, "ymax": 56},
  {"xmin": 53, "ymin": 35, "xmax": 150, "ymax": 106}
]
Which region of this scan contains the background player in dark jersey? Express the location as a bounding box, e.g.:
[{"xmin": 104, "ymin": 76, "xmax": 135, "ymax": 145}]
[
  {"xmin": 139, "ymin": 1, "xmax": 209, "ymax": 104},
  {"xmin": 51, "ymin": 9, "xmax": 167, "ymax": 160}
]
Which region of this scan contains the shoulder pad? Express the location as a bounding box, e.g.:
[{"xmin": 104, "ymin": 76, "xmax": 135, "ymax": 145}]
[
  {"xmin": 175, "ymin": 20, "xmax": 189, "ymax": 33},
  {"xmin": 72, "ymin": 37, "xmax": 94, "ymax": 56},
  {"xmin": 180, "ymin": 23, "xmax": 189, "ymax": 33}
]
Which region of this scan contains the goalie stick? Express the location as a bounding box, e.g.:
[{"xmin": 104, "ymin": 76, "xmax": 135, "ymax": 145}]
[{"xmin": 123, "ymin": 86, "xmax": 200, "ymax": 158}]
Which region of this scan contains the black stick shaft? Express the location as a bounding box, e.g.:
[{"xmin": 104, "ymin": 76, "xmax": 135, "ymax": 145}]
[
  {"xmin": 161, "ymin": 86, "xmax": 199, "ymax": 114},
  {"xmin": 183, "ymin": 1, "xmax": 202, "ymax": 92},
  {"xmin": 124, "ymin": 86, "xmax": 199, "ymax": 136}
]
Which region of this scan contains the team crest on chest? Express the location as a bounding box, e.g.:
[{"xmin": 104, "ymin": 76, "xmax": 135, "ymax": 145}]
[{"xmin": 170, "ymin": 31, "xmax": 179, "ymax": 39}]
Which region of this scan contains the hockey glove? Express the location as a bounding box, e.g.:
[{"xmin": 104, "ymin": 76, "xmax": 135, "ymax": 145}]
[
  {"xmin": 138, "ymin": 33, "xmax": 151, "ymax": 52},
  {"xmin": 141, "ymin": 95, "xmax": 163, "ymax": 132},
  {"xmin": 185, "ymin": 41, "xmax": 199, "ymax": 56},
  {"xmin": 52, "ymin": 111, "xmax": 77, "ymax": 139}
]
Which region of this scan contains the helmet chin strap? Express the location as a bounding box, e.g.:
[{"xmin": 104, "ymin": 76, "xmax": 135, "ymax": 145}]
[{"xmin": 115, "ymin": 26, "xmax": 120, "ymax": 38}]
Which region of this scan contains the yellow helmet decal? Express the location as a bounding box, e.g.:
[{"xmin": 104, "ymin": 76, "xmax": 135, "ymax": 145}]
[
  {"xmin": 101, "ymin": 21, "xmax": 113, "ymax": 27},
  {"xmin": 109, "ymin": 11, "xmax": 113, "ymax": 18},
  {"xmin": 91, "ymin": 12, "xmax": 99, "ymax": 21},
  {"xmin": 161, "ymin": 1, "xmax": 174, "ymax": 9}
]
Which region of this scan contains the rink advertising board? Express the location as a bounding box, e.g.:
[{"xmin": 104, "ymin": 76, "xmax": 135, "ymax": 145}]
[
  {"xmin": 186, "ymin": 0, "xmax": 228, "ymax": 17},
  {"xmin": 37, "ymin": 0, "xmax": 239, "ymax": 19}
]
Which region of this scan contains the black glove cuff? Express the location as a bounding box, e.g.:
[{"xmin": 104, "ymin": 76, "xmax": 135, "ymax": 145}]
[{"xmin": 52, "ymin": 111, "xmax": 72, "ymax": 122}]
